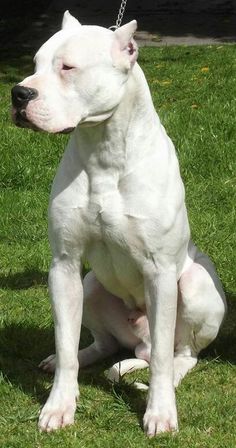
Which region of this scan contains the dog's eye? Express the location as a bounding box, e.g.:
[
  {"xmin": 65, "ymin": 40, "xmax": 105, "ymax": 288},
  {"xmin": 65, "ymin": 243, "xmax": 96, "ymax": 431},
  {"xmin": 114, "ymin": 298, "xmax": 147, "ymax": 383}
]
[{"xmin": 62, "ymin": 64, "xmax": 74, "ymax": 71}]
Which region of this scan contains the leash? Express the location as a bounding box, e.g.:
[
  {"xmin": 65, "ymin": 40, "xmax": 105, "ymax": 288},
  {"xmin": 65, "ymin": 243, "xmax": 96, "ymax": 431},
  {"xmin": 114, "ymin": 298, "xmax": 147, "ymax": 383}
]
[{"xmin": 109, "ymin": 0, "xmax": 128, "ymax": 30}]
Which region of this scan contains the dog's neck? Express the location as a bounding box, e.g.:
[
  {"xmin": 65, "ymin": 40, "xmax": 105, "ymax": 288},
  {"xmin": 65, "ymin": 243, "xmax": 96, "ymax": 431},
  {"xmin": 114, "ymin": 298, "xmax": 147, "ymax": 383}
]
[{"xmin": 73, "ymin": 63, "xmax": 160, "ymax": 175}]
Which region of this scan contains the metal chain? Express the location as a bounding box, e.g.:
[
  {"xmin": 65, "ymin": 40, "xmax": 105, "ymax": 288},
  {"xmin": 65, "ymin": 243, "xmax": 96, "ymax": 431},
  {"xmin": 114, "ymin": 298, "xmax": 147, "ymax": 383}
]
[
  {"xmin": 116, "ymin": 0, "xmax": 128, "ymax": 28},
  {"xmin": 109, "ymin": 0, "xmax": 128, "ymax": 30}
]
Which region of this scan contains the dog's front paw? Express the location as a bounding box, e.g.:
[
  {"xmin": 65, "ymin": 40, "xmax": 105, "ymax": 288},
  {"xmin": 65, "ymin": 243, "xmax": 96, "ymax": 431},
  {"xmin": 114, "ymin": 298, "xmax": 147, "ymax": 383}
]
[
  {"xmin": 39, "ymin": 354, "xmax": 56, "ymax": 373},
  {"xmin": 38, "ymin": 388, "xmax": 78, "ymax": 432},
  {"xmin": 143, "ymin": 406, "xmax": 178, "ymax": 437}
]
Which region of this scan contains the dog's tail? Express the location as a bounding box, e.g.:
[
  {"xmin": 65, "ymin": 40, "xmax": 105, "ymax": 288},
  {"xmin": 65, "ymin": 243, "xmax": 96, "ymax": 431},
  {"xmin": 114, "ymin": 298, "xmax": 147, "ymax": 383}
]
[{"xmin": 105, "ymin": 358, "xmax": 149, "ymax": 390}]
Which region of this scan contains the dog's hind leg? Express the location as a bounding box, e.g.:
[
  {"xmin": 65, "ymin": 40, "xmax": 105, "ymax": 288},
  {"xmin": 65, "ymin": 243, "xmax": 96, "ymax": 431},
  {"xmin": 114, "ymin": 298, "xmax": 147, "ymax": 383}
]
[
  {"xmin": 173, "ymin": 314, "xmax": 198, "ymax": 388},
  {"xmin": 78, "ymin": 331, "xmax": 119, "ymax": 368},
  {"xmin": 174, "ymin": 246, "xmax": 226, "ymax": 387},
  {"xmin": 39, "ymin": 332, "xmax": 119, "ymax": 373}
]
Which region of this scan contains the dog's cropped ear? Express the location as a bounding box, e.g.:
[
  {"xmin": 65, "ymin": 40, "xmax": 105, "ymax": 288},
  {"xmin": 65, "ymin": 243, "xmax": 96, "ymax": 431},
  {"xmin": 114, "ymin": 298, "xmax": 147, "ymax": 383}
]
[
  {"xmin": 62, "ymin": 10, "xmax": 82, "ymax": 30},
  {"xmin": 112, "ymin": 20, "xmax": 138, "ymax": 71}
]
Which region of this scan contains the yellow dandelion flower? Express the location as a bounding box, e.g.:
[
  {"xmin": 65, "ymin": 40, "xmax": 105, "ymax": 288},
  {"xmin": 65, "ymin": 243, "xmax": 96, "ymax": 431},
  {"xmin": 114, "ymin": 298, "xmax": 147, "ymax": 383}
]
[
  {"xmin": 160, "ymin": 80, "xmax": 172, "ymax": 85},
  {"xmin": 152, "ymin": 79, "xmax": 172, "ymax": 86},
  {"xmin": 201, "ymin": 67, "xmax": 209, "ymax": 73}
]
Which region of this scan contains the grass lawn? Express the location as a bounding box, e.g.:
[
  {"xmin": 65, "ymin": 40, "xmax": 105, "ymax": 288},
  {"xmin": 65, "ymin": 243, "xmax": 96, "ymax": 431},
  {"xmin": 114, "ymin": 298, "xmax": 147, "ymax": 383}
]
[{"xmin": 0, "ymin": 44, "xmax": 235, "ymax": 447}]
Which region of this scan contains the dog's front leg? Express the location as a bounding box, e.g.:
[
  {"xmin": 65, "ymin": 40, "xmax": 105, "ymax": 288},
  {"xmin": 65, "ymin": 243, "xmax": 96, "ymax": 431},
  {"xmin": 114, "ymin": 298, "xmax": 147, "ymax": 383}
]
[
  {"xmin": 39, "ymin": 257, "xmax": 83, "ymax": 432},
  {"xmin": 143, "ymin": 269, "xmax": 178, "ymax": 436}
]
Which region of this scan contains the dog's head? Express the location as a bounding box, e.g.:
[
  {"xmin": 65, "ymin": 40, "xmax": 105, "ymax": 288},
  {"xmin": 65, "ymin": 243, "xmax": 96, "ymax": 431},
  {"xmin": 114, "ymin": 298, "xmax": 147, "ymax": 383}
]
[{"xmin": 11, "ymin": 11, "xmax": 138, "ymax": 134}]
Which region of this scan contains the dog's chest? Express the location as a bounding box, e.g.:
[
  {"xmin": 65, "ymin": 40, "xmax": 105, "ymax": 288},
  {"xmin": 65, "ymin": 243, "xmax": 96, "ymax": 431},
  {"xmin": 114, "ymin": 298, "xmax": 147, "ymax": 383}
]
[
  {"xmin": 82, "ymin": 183, "xmax": 145, "ymax": 306},
  {"xmin": 89, "ymin": 185, "xmax": 123, "ymax": 228}
]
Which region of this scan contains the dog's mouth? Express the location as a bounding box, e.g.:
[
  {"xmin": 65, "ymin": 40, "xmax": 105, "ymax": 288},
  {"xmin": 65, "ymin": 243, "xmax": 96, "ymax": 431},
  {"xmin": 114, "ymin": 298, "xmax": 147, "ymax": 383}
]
[
  {"xmin": 57, "ymin": 127, "xmax": 75, "ymax": 134},
  {"xmin": 12, "ymin": 108, "xmax": 75, "ymax": 134},
  {"xmin": 12, "ymin": 108, "xmax": 39, "ymax": 131},
  {"xmin": 13, "ymin": 109, "xmax": 31, "ymax": 127}
]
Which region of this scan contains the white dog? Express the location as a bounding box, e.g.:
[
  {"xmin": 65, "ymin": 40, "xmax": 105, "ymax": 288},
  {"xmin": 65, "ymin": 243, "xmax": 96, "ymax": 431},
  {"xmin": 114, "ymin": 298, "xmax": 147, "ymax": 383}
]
[{"xmin": 11, "ymin": 11, "xmax": 226, "ymax": 436}]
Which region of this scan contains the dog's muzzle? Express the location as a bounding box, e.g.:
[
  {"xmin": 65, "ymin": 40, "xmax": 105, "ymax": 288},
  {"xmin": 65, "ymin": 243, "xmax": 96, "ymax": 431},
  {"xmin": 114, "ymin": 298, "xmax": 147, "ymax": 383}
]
[
  {"xmin": 11, "ymin": 85, "xmax": 75, "ymax": 134},
  {"xmin": 11, "ymin": 85, "xmax": 38, "ymax": 127}
]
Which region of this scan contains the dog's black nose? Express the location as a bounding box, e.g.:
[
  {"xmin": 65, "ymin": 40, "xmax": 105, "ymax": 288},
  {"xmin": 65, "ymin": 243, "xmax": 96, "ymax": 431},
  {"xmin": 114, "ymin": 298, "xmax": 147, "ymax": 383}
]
[{"xmin": 11, "ymin": 85, "xmax": 38, "ymax": 108}]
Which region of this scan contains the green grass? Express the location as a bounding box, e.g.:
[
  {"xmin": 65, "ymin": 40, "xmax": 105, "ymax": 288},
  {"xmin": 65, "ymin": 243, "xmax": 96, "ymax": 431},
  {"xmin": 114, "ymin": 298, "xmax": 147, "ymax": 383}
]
[{"xmin": 0, "ymin": 44, "xmax": 236, "ymax": 447}]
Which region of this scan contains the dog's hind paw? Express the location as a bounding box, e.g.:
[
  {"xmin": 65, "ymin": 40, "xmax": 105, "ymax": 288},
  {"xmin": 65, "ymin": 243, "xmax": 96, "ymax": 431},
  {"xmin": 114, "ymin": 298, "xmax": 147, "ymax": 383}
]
[
  {"xmin": 39, "ymin": 354, "xmax": 56, "ymax": 373},
  {"xmin": 173, "ymin": 355, "xmax": 197, "ymax": 387}
]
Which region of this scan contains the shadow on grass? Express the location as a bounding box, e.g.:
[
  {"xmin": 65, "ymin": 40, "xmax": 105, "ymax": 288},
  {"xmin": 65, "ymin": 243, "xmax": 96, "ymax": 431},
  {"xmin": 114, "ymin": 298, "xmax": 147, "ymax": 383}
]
[
  {"xmin": 0, "ymin": 266, "xmax": 90, "ymax": 290},
  {"xmin": 0, "ymin": 323, "xmax": 54, "ymax": 403},
  {"xmin": 84, "ymin": 294, "xmax": 235, "ymax": 368},
  {"xmin": 201, "ymin": 294, "xmax": 236, "ymax": 363},
  {"xmin": 0, "ymin": 270, "xmax": 48, "ymax": 290}
]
